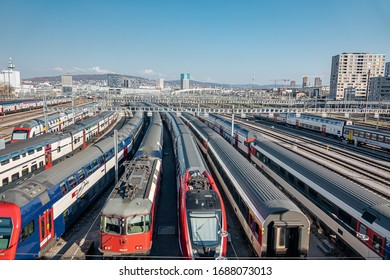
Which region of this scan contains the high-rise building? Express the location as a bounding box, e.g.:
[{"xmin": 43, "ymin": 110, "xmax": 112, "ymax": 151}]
[
  {"xmin": 290, "ymin": 80, "xmax": 296, "ymax": 88},
  {"xmin": 180, "ymin": 73, "xmax": 190, "ymax": 90},
  {"xmin": 156, "ymin": 78, "xmax": 164, "ymax": 90},
  {"xmin": 302, "ymin": 76, "xmax": 308, "ymax": 88},
  {"xmin": 107, "ymin": 74, "xmax": 122, "ymax": 88},
  {"xmin": 122, "ymin": 77, "xmax": 129, "ymax": 88},
  {"xmin": 0, "ymin": 58, "xmax": 21, "ymax": 92},
  {"xmin": 369, "ymin": 76, "xmax": 390, "ymax": 101},
  {"xmin": 385, "ymin": 62, "xmax": 390, "ymax": 76},
  {"xmin": 314, "ymin": 77, "xmax": 322, "ymax": 87},
  {"xmin": 61, "ymin": 75, "xmax": 73, "ymax": 93},
  {"xmin": 330, "ymin": 52, "xmax": 385, "ymax": 100}
]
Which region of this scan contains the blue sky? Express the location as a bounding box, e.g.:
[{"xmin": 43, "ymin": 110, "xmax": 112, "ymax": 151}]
[{"xmin": 1, "ymin": 0, "xmax": 389, "ymax": 85}]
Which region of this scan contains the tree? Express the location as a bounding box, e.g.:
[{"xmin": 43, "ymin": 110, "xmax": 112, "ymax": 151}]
[{"xmin": 0, "ymin": 82, "xmax": 15, "ymax": 98}]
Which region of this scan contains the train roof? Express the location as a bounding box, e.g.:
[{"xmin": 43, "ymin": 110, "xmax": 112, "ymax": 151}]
[
  {"xmin": 0, "ymin": 115, "xmax": 138, "ymax": 207},
  {"xmin": 208, "ymin": 135, "xmax": 299, "ymax": 217},
  {"xmin": 208, "ymin": 113, "xmax": 256, "ymax": 138},
  {"xmin": 182, "ymin": 113, "xmax": 218, "ymax": 141},
  {"xmin": 179, "ymin": 134, "xmax": 207, "ymax": 173},
  {"xmin": 135, "ymin": 113, "xmax": 163, "ymax": 159},
  {"xmin": 101, "ymin": 152, "xmax": 160, "ymax": 217},
  {"xmin": 0, "ymin": 133, "xmax": 66, "ymax": 160},
  {"xmin": 344, "ymin": 125, "xmax": 390, "ymax": 135},
  {"xmin": 62, "ymin": 111, "xmax": 114, "ymax": 133},
  {"xmin": 252, "ymin": 138, "xmax": 390, "ymax": 231}
]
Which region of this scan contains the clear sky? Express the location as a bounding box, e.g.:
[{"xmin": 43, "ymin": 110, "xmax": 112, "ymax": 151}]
[{"xmin": 1, "ymin": 0, "xmax": 389, "ymax": 85}]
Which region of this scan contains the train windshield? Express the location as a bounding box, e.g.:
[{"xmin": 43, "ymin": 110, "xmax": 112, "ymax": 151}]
[
  {"xmin": 0, "ymin": 218, "xmax": 13, "ymax": 250},
  {"xmin": 126, "ymin": 215, "xmax": 150, "ymax": 234},
  {"xmin": 101, "ymin": 216, "xmax": 122, "ymax": 235},
  {"xmin": 12, "ymin": 130, "xmax": 28, "ymax": 141},
  {"xmin": 188, "ymin": 211, "xmax": 221, "ymax": 246}
]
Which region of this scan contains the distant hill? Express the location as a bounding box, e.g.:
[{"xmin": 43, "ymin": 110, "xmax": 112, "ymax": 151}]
[{"xmin": 24, "ymin": 74, "xmax": 274, "ymax": 89}]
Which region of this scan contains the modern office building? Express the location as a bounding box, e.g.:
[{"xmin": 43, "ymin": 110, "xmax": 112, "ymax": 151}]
[
  {"xmin": 385, "ymin": 62, "xmax": 390, "ymax": 76},
  {"xmin": 107, "ymin": 74, "xmax": 122, "ymax": 88},
  {"xmin": 156, "ymin": 78, "xmax": 164, "ymax": 90},
  {"xmin": 290, "ymin": 80, "xmax": 296, "ymax": 88},
  {"xmin": 369, "ymin": 76, "xmax": 390, "ymax": 101},
  {"xmin": 302, "ymin": 76, "xmax": 308, "ymax": 88},
  {"xmin": 0, "ymin": 58, "xmax": 21, "ymax": 92},
  {"xmin": 61, "ymin": 75, "xmax": 73, "ymax": 93},
  {"xmin": 330, "ymin": 52, "xmax": 385, "ymax": 100},
  {"xmin": 180, "ymin": 73, "xmax": 190, "ymax": 90},
  {"xmin": 314, "ymin": 77, "xmax": 322, "ymax": 87}
]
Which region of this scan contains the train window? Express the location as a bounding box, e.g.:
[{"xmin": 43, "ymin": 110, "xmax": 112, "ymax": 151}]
[
  {"xmin": 353, "ymin": 131, "xmax": 358, "ymax": 136},
  {"xmin": 377, "ymin": 135, "xmax": 384, "ymax": 142},
  {"xmin": 36, "ymin": 147, "xmax": 43, "ymax": 152},
  {"xmin": 22, "ymin": 168, "xmax": 29, "ymax": 177},
  {"xmin": 145, "ymin": 215, "xmax": 151, "ymax": 232},
  {"xmin": 308, "ymin": 188, "xmax": 318, "ymax": 200},
  {"xmin": 12, "ymin": 155, "xmax": 20, "ymax": 161},
  {"xmin": 275, "ymin": 227, "xmax": 286, "ymax": 249},
  {"xmin": 20, "ymin": 220, "xmax": 34, "ymax": 242},
  {"xmin": 2, "ymin": 178, "xmax": 9, "ymax": 186},
  {"xmin": 254, "ymin": 222, "xmax": 260, "ymax": 241},
  {"xmin": 48, "ymin": 212, "xmax": 53, "ymax": 233},
  {"xmin": 297, "ymin": 179, "xmax": 305, "ymax": 191},
  {"xmin": 127, "ymin": 216, "xmax": 145, "ymax": 234},
  {"xmin": 385, "ymin": 137, "xmax": 390, "ymax": 144},
  {"xmin": 31, "ymin": 164, "xmax": 37, "ymax": 172},
  {"xmin": 321, "ymin": 197, "xmax": 334, "ymax": 213},
  {"xmin": 11, "ymin": 172, "xmax": 20, "ymax": 182},
  {"xmin": 1, "ymin": 159, "xmax": 9, "ymax": 166},
  {"xmin": 63, "ymin": 209, "xmax": 69, "ymax": 223},
  {"xmin": 28, "ymin": 149, "xmax": 34, "ymax": 155},
  {"xmin": 370, "ymin": 134, "xmax": 377, "ymax": 140},
  {"xmin": 77, "ymin": 169, "xmax": 86, "ymax": 182},
  {"xmin": 22, "ymin": 153, "xmax": 26, "ymax": 157},
  {"xmin": 68, "ymin": 175, "xmax": 77, "ymax": 189},
  {"xmin": 39, "ymin": 161, "xmax": 44, "ymax": 168},
  {"xmin": 364, "ymin": 132, "xmax": 370, "ymax": 138},
  {"xmin": 103, "ymin": 216, "xmax": 121, "ymax": 235},
  {"xmin": 372, "ymin": 235, "xmax": 382, "ymax": 253},
  {"xmin": 57, "ymin": 146, "xmax": 61, "ymax": 153},
  {"xmin": 359, "ymin": 131, "xmax": 364, "ymax": 137},
  {"xmin": 0, "ymin": 218, "xmax": 12, "ymax": 250},
  {"xmin": 60, "ymin": 182, "xmax": 68, "ymax": 195}
]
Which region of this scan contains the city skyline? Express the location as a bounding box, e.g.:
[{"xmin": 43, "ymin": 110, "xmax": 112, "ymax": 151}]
[{"xmin": 1, "ymin": 0, "xmax": 389, "ymax": 85}]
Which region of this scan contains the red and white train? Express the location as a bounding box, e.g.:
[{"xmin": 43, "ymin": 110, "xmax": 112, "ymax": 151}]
[
  {"xmin": 166, "ymin": 112, "xmax": 228, "ymax": 259},
  {"xmin": 99, "ymin": 112, "xmax": 163, "ymax": 256}
]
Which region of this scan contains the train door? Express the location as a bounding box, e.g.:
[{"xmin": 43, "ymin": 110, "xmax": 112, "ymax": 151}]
[
  {"xmin": 44, "ymin": 144, "xmax": 52, "ymax": 169},
  {"xmin": 295, "ymin": 120, "xmax": 299, "ymax": 128},
  {"xmin": 321, "ymin": 125, "xmax": 326, "ymax": 135},
  {"xmin": 235, "ymin": 134, "xmax": 239, "ymax": 148},
  {"xmin": 98, "ymin": 122, "xmax": 101, "ymax": 137},
  {"xmin": 83, "ymin": 129, "xmax": 87, "ymax": 149},
  {"xmin": 124, "ymin": 147, "xmax": 128, "ymax": 161},
  {"xmin": 39, "ymin": 208, "xmax": 54, "ymax": 249},
  {"xmin": 266, "ymin": 224, "xmax": 300, "ymax": 257}
]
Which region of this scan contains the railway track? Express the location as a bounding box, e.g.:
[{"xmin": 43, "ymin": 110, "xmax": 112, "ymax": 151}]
[{"xmin": 225, "ymin": 116, "xmax": 390, "ymax": 200}]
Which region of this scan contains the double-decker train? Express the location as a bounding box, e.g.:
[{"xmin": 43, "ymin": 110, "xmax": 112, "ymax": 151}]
[
  {"xmin": 255, "ymin": 113, "xmax": 390, "ymax": 150},
  {"xmin": 182, "ymin": 112, "xmax": 310, "ymax": 258},
  {"xmin": 198, "ymin": 113, "xmax": 256, "ymax": 157},
  {"xmin": 0, "ymin": 98, "xmax": 71, "ymax": 116},
  {"xmin": 99, "ymin": 112, "xmax": 163, "ymax": 256},
  {"xmin": 165, "ymin": 112, "xmax": 228, "ymax": 259},
  {"xmin": 0, "ymin": 111, "xmax": 117, "ymax": 188},
  {"xmin": 249, "ymin": 137, "xmax": 390, "ymax": 259},
  {"xmin": 11, "ymin": 104, "xmax": 97, "ymax": 143},
  {"xmin": 0, "ymin": 110, "xmax": 144, "ymax": 259}
]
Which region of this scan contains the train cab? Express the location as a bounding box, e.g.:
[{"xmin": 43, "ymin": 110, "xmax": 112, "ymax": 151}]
[
  {"xmin": 0, "ymin": 202, "xmax": 21, "ymax": 260},
  {"xmin": 185, "ymin": 189, "xmax": 226, "ymax": 259},
  {"xmin": 11, "ymin": 128, "xmax": 30, "ymax": 143}
]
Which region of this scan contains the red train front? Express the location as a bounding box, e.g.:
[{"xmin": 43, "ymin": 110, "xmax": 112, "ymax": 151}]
[
  {"xmin": 179, "ymin": 170, "xmax": 228, "ymax": 259},
  {"xmin": 0, "ymin": 202, "xmax": 21, "ymax": 260}
]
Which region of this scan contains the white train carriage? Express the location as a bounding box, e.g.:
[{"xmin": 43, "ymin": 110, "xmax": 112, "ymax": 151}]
[
  {"xmin": 0, "ymin": 111, "xmax": 117, "ymax": 188},
  {"xmin": 250, "ymin": 138, "xmax": 390, "ymax": 259},
  {"xmin": 286, "ymin": 113, "xmax": 351, "ymax": 138},
  {"xmin": 343, "ymin": 125, "xmax": 390, "ymax": 151}
]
